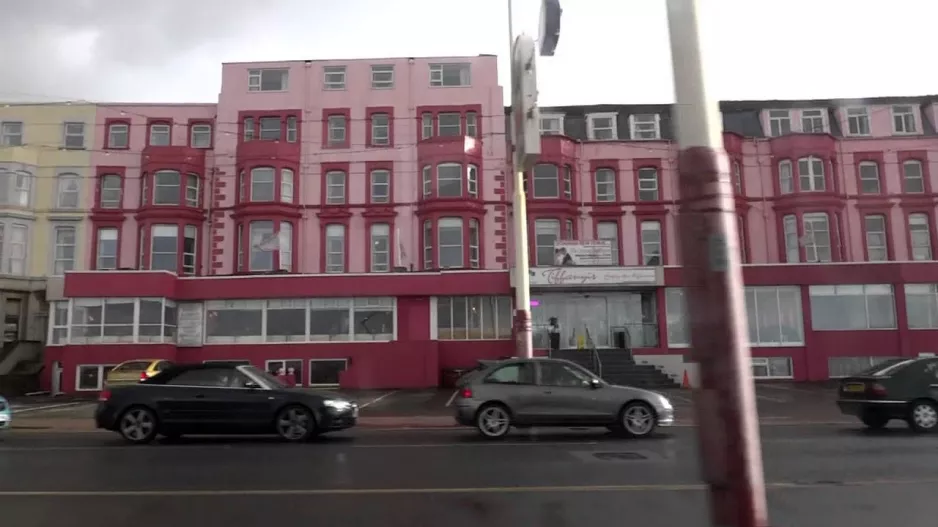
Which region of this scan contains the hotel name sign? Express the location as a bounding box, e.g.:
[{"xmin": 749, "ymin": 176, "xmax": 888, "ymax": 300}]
[{"xmin": 514, "ymin": 266, "xmax": 663, "ymax": 287}]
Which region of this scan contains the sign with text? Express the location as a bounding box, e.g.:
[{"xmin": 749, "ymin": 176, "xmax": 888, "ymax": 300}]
[
  {"xmin": 520, "ymin": 266, "xmax": 662, "ymax": 287},
  {"xmin": 176, "ymin": 302, "xmax": 204, "ymax": 347},
  {"xmin": 553, "ymin": 240, "xmax": 614, "ymax": 266}
]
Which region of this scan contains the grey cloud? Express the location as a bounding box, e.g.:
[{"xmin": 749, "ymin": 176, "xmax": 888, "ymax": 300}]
[{"xmin": 0, "ymin": 0, "xmax": 283, "ymax": 101}]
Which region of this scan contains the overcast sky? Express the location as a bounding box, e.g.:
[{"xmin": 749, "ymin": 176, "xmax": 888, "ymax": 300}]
[{"xmin": 2, "ymin": 0, "xmax": 936, "ymax": 105}]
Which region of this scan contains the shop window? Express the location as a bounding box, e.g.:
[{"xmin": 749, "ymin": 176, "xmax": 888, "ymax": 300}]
[
  {"xmin": 436, "ymin": 296, "xmax": 513, "ymax": 340},
  {"xmin": 809, "ymin": 284, "xmax": 896, "ymax": 331},
  {"xmin": 904, "ymin": 284, "xmax": 938, "ymax": 329},
  {"xmin": 751, "ymin": 357, "xmax": 792, "ymax": 379},
  {"xmin": 76, "ymin": 364, "xmax": 117, "ymax": 391},
  {"xmin": 828, "ymin": 356, "xmax": 900, "ymax": 378},
  {"xmin": 60, "ymin": 298, "xmax": 177, "ymax": 345}
]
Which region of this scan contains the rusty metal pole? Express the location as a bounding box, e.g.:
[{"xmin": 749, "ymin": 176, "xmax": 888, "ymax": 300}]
[{"xmin": 665, "ymin": 1, "xmax": 770, "ymax": 526}]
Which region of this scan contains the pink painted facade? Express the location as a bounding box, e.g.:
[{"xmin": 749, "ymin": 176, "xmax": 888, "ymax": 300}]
[{"xmin": 41, "ymin": 61, "xmax": 938, "ymax": 392}]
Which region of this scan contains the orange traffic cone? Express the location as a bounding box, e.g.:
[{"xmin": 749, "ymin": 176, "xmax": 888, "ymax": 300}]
[{"xmin": 681, "ymin": 370, "xmax": 690, "ymax": 389}]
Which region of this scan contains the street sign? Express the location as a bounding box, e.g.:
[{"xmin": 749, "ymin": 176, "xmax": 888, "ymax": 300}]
[
  {"xmin": 539, "ymin": 0, "xmax": 562, "ymax": 56},
  {"xmin": 511, "ymin": 35, "xmax": 540, "ymax": 171}
]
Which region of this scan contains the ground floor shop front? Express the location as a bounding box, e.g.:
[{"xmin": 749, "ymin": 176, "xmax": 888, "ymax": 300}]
[{"xmin": 39, "ymin": 263, "xmax": 938, "ymax": 393}]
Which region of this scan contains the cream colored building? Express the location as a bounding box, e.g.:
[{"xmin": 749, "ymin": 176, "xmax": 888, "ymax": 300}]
[{"xmin": 0, "ymin": 103, "xmax": 96, "ymax": 381}]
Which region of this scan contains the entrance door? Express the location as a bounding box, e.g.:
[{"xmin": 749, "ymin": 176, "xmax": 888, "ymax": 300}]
[
  {"xmin": 309, "ymin": 359, "xmax": 348, "ymax": 387},
  {"xmin": 570, "ymin": 296, "xmax": 609, "ymax": 348}
]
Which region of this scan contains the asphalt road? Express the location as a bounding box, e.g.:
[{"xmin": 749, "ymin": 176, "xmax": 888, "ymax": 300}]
[{"xmin": 0, "ymin": 425, "xmax": 935, "ymax": 527}]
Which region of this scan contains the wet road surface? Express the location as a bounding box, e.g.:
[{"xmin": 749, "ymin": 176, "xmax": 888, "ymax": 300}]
[{"xmin": 0, "ymin": 425, "xmax": 935, "ymax": 526}]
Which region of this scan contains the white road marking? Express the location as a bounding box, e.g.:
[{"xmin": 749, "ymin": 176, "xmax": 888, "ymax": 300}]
[
  {"xmin": 754, "ymin": 393, "xmax": 789, "ymax": 403},
  {"xmin": 758, "ymin": 384, "xmax": 829, "ymax": 395},
  {"xmin": 359, "ymin": 391, "xmax": 398, "ymax": 409},
  {"xmin": 444, "ymin": 390, "xmax": 457, "ymax": 407},
  {"xmin": 668, "ymin": 394, "xmax": 694, "ymax": 404},
  {"xmin": 12, "ymin": 402, "xmax": 88, "ymax": 414}
]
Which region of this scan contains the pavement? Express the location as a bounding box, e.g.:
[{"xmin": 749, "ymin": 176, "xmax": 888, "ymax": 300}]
[
  {"xmin": 0, "ymin": 425, "xmax": 936, "ymax": 526},
  {"xmin": 5, "ymin": 383, "xmax": 857, "ymax": 431}
]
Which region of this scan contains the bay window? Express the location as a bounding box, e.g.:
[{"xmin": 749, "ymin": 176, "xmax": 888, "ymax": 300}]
[
  {"xmin": 182, "ymin": 225, "xmax": 197, "ymax": 275},
  {"xmin": 240, "ymin": 166, "xmax": 295, "ymax": 203},
  {"xmin": 798, "ymin": 156, "xmax": 826, "ymax": 191},
  {"xmin": 150, "ymin": 225, "xmax": 179, "ymax": 271},
  {"xmin": 779, "ymin": 160, "xmax": 793, "ymax": 194},
  {"xmin": 279, "ymin": 223, "xmax": 293, "ymax": 271},
  {"xmin": 422, "ymin": 163, "xmax": 478, "ymax": 199},
  {"xmin": 249, "ymin": 221, "xmax": 276, "ymax": 271},
  {"xmin": 469, "ymin": 219, "xmax": 480, "ymax": 268},
  {"xmin": 423, "ymin": 220, "xmax": 433, "ymax": 269},
  {"xmin": 802, "ymin": 213, "xmax": 832, "ymax": 263},
  {"xmin": 437, "ymin": 164, "xmax": 462, "ymax": 197},
  {"xmin": 281, "ymin": 169, "xmax": 294, "ymax": 203},
  {"xmin": 532, "ymin": 164, "xmax": 559, "ymax": 198},
  {"xmin": 250, "ymin": 167, "xmax": 275, "ymax": 201},
  {"xmin": 146, "ymin": 224, "xmax": 200, "ymax": 274},
  {"xmin": 150, "ymin": 171, "xmax": 200, "ymax": 207},
  {"xmin": 809, "ymin": 284, "xmax": 896, "ymax": 330},
  {"xmin": 438, "ymin": 218, "xmax": 464, "ymax": 268}
]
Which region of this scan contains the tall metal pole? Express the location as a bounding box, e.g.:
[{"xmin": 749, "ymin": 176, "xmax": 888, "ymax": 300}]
[{"xmin": 666, "ymin": 1, "xmax": 770, "ymax": 526}]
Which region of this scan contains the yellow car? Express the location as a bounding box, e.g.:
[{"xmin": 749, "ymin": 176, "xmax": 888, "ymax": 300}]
[{"xmin": 105, "ymin": 359, "xmax": 174, "ymax": 387}]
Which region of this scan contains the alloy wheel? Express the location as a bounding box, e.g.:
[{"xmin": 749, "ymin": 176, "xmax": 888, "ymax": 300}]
[
  {"xmin": 912, "ymin": 403, "xmax": 938, "ymax": 430},
  {"xmin": 622, "ymin": 403, "xmax": 655, "ymax": 437},
  {"xmin": 120, "ymin": 408, "xmax": 156, "ymax": 443},
  {"xmin": 477, "ymin": 405, "xmax": 511, "ymax": 438},
  {"xmin": 277, "ymin": 407, "xmax": 313, "ymax": 441}
]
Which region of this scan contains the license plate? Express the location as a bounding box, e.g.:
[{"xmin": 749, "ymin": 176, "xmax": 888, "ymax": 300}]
[{"xmin": 843, "ymin": 384, "xmax": 866, "ymax": 393}]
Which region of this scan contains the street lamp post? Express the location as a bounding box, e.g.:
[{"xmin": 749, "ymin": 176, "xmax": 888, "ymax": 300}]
[{"xmin": 665, "ymin": 1, "xmax": 770, "ymax": 526}]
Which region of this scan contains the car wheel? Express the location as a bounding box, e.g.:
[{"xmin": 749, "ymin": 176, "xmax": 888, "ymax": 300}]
[
  {"xmin": 907, "ymin": 400, "xmax": 938, "ymax": 433},
  {"xmin": 860, "ymin": 412, "xmax": 889, "ymax": 429},
  {"xmin": 275, "ymin": 405, "xmax": 317, "ymax": 442},
  {"xmin": 475, "ymin": 403, "xmax": 512, "ymax": 439},
  {"xmin": 118, "ymin": 406, "xmax": 159, "ymax": 445},
  {"xmin": 619, "ymin": 401, "xmax": 657, "ymax": 438}
]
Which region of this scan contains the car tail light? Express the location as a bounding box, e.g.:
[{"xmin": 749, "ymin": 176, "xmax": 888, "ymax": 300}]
[
  {"xmin": 459, "ymin": 387, "xmax": 473, "ymax": 399},
  {"xmin": 98, "ymin": 389, "xmax": 111, "ymax": 402},
  {"xmin": 870, "ymin": 383, "xmax": 888, "ymax": 397},
  {"xmin": 140, "ymin": 371, "xmax": 149, "ymax": 382}
]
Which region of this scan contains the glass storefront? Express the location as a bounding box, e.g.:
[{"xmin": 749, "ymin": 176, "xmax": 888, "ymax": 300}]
[{"xmin": 530, "ymin": 291, "xmax": 658, "ymax": 350}]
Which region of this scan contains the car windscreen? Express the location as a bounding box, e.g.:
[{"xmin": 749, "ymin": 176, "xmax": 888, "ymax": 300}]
[
  {"xmin": 113, "ymin": 361, "xmax": 153, "ymax": 372},
  {"xmin": 243, "ymin": 366, "xmax": 290, "ymax": 389},
  {"xmin": 869, "ymin": 359, "xmax": 915, "ymax": 377}
]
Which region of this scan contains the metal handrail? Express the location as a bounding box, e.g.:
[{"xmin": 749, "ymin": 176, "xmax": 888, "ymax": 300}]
[{"xmin": 584, "ymin": 327, "xmax": 603, "ymax": 380}]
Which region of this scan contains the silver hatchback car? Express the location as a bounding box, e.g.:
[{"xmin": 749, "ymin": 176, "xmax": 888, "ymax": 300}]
[{"xmin": 453, "ymin": 358, "xmax": 674, "ymax": 439}]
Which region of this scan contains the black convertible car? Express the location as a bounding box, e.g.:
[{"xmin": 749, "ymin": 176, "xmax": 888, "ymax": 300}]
[{"xmin": 95, "ymin": 362, "xmax": 358, "ymax": 444}]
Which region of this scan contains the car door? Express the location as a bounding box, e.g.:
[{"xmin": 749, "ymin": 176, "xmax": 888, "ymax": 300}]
[
  {"xmin": 209, "ymin": 370, "xmax": 282, "ymax": 431},
  {"xmin": 159, "ymin": 369, "xmax": 233, "ymax": 431},
  {"xmin": 477, "ymin": 362, "xmax": 540, "ymax": 424},
  {"xmin": 531, "ymin": 361, "xmax": 608, "ymax": 425}
]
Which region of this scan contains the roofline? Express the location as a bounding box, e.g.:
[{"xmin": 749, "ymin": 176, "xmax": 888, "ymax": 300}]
[{"xmin": 222, "ymin": 54, "xmax": 497, "ymax": 66}]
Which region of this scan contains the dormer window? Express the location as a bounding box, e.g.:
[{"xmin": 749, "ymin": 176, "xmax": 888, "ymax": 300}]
[
  {"xmin": 800, "ymin": 109, "xmax": 825, "ymax": 133},
  {"xmin": 845, "ymin": 107, "xmax": 870, "ymax": 136},
  {"xmin": 539, "ymin": 114, "xmax": 564, "ymax": 135},
  {"xmin": 768, "ymin": 110, "xmax": 791, "ymax": 137},
  {"xmin": 587, "ymin": 113, "xmax": 617, "ymax": 140},
  {"xmin": 892, "ymin": 105, "xmax": 917, "ymax": 134},
  {"xmin": 629, "ymin": 114, "xmax": 661, "ymax": 140}
]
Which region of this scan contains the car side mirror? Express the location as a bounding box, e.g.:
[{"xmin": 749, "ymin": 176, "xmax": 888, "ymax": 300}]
[
  {"xmin": 588, "ymin": 378, "xmax": 602, "ymax": 389},
  {"xmin": 244, "ymin": 381, "xmax": 261, "ymax": 389}
]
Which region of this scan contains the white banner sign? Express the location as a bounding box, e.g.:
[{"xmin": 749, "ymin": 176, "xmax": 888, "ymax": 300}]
[
  {"xmin": 553, "ymin": 240, "xmax": 614, "ymax": 266},
  {"xmin": 176, "ymin": 302, "xmax": 204, "ymax": 347},
  {"xmin": 524, "ymin": 266, "xmax": 661, "ymax": 287}
]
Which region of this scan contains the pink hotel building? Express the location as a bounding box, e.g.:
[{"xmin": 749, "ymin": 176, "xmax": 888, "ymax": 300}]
[{"xmin": 42, "ymin": 54, "xmax": 938, "ymax": 393}]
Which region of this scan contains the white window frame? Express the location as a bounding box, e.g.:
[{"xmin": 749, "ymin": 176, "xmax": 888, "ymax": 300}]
[
  {"xmin": 778, "ymin": 160, "xmax": 793, "ymax": 194},
  {"xmin": 435, "ymin": 296, "xmax": 513, "ymax": 341},
  {"xmin": 640, "ymin": 221, "xmax": 663, "ymax": 266},
  {"xmin": 280, "ymin": 168, "xmax": 294, "ymax": 203},
  {"xmin": 629, "ymin": 114, "xmax": 661, "ymax": 140},
  {"xmin": 596, "ymin": 221, "xmax": 620, "ymax": 265},
  {"xmin": 6, "ymin": 223, "xmax": 28, "ymax": 275},
  {"xmin": 429, "ymin": 63, "xmax": 471, "ymax": 87},
  {"xmin": 279, "ymin": 223, "xmax": 293, "ymax": 272},
  {"xmin": 845, "ymin": 107, "xmax": 870, "ymax": 136},
  {"xmin": 323, "ymin": 66, "xmax": 347, "ymax": 90},
  {"xmin": 767, "ymin": 110, "xmax": 791, "ymax": 137},
  {"xmin": 751, "ymin": 357, "xmax": 794, "ymax": 380},
  {"xmin": 783, "ymin": 214, "xmax": 799, "ymax": 263},
  {"xmin": 107, "ymin": 123, "xmax": 129, "ymax": 148},
  {"xmin": 248, "ymin": 220, "xmax": 275, "ymax": 272},
  {"xmin": 534, "ymin": 219, "xmax": 560, "ymax": 266},
  {"xmin": 185, "ymin": 174, "xmax": 199, "ymax": 207},
  {"xmin": 55, "ymin": 173, "xmax": 80, "ymax": 209},
  {"xmin": 250, "ymin": 167, "xmax": 275, "ymax": 202},
  {"xmin": 286, "ymin": 117, "xmax": 297, "ymax": 143},
  {"xmin": 797, "ymin": 156, "xmax": 826, "ymax": 192},
  {"xmin": 423, "ymin": 220, "xmax": 433, "ymax": 269},
  {"xmin": 325, "ymin": 171, "xmax": 346, "ymax": 205},
  {"xmin": 802, "ymin": 212, "xmax": 833, "ymax": 263},
  {"xmin": 858, "ymin": 162, "xmax": 880, "ymax": 194},
  {"xmin": 800, "ymin": 109, "xmax": 826, "ymax": 133},
  {"xmin": 99, "ymin": 174, "xmax": 122, "ymax": 209},
  {"xmin": 809, "ymin": 284, "xmax": 897, "ymax": 331},
  {"xmin": 891, "ymin": 105, "xmax": 917, "ymax": 134},
  {"xmin": 153, "ymin": 170, "xmax": 181, "ymax": 205},
  {"xmin": 437, "ymin": 113, "xmax": 461, "ymax": 137},
  {"xmin": 150, "ymin": 224, "xmax": 179, "ymax": 272},
  {"xmin": 905, "ymin": 284, "xmax": 938, "ymax": 329},
  {"xmin": 421, "ymin": 166, "xmax": 432, "ymax": 197},
  {"xmin": 438, "ymin": 217, "xmax": 464, "ymax": 269},
  {"xmin": 371, "ymin": 65, "xmax": 394, "ymax": 89},
  {"xmin": 468, "ymin": 219, "xmax": 480, "ymax": 269},
  {"xmin": 864, "ymin": 214, "xmax": 888, "ymax": 262},
  {"xmin": 190, "ymin": 124, "xmax": 212, "ymax": 148},
  {"xmin": 96, "ymin": 227, "xmax": 119, "ymax": 270},
  {"xmin": 75, "ymin": 365, "xmax": 114, "ymax": 391},
  {"xmin": 258, "ymin": 117, "xmax": 281, "ymax": 141},
  {"xmin": 0, "ymin": 121, "xmax": 23, "ymax": 146},
  {"xmin": 531, "ymin": 164, "xmax": 559, "ymax": 199},
  {"xmin": 902, "ymin": 160, "xmax": 925, "ymax": 193},
  {"xmin": 637, "ymin": 167, "xmax": 659, "ymax": 201},
  {"xmin": 327, "ymin": 115, "xmax": 346, "ymax": 146},
  {"xmin": 63, "ymin": 122, "xmax": 85, "ymax": 149},
  {"xmin": 586, "ymin": 112, "xmax": 617, "ymax": 141},
  {"xmin": 908, "ymin": 213, "xmax": 933, "ymax": 261},
  {"xmin": 594, "ymin": 168, "xmax": 616, "ymax": 202},
  {"xmin": 325, "ymin": 224, "xmax": 346, "ymax": 273},
  {"xmin": 539, "ymin": 113, "xmax": 564, "ymax": 135},
  {"xmin": 371, "ymin": 113, "xmax": 390, "ymax": 146},
  {"xmin": 467, "ymin": 165, "xmax": 478, "ymax": 197},
  {"xmin": 437, "ymin": 163, "xmax": 463, "ymax": 198},
  {"xmin": 149, "ymin": 123, "xmax": 171, "ymax": 146},
  {"xmin": 52, "ymin": 224, "xmax": 77, "ymax": 275},
  {"xmin": 370, "ymin": 223, "xmax": 391, "ymax": 273},
  {"xmin": 248, "ymin": 68, "xmax": 289, "ymax": 92},
  {"xmin": 182, "ymin": 225, "xmax": 197, "ymax": 275}
]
